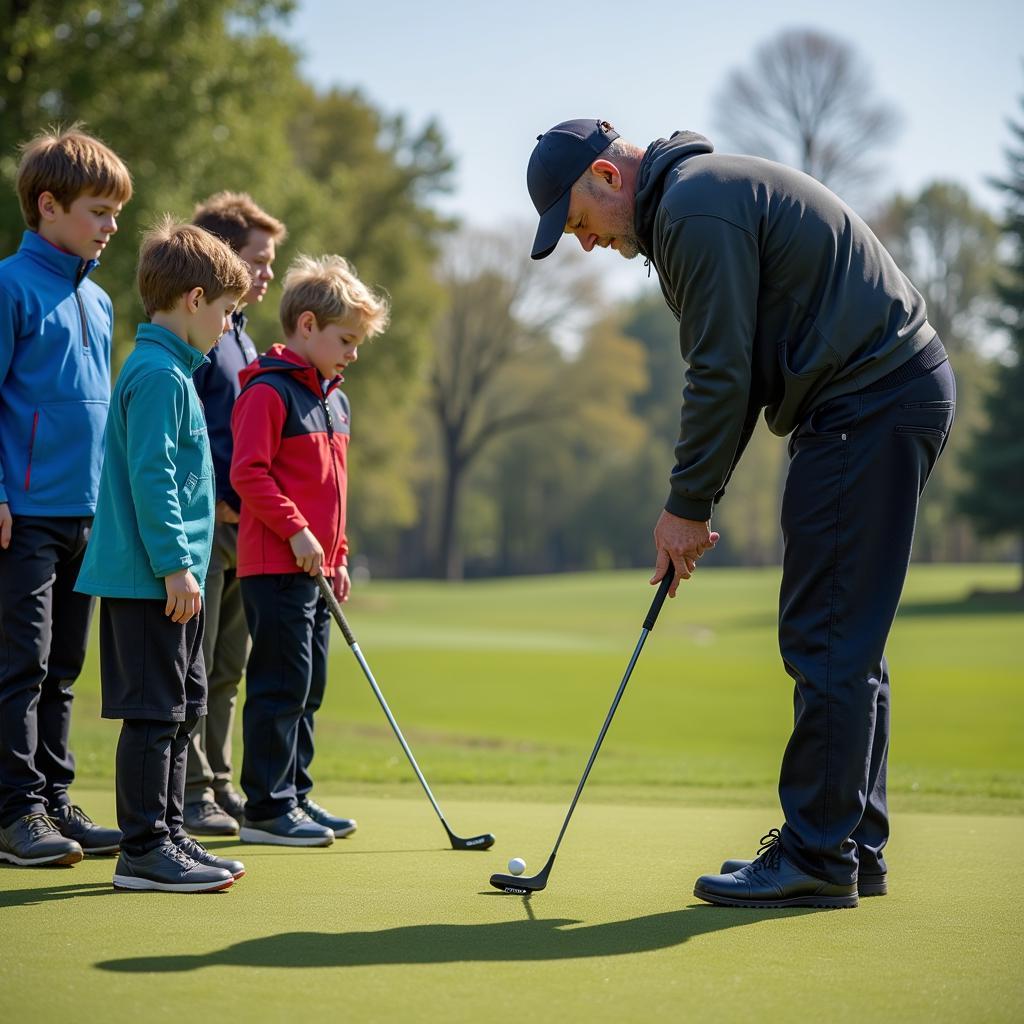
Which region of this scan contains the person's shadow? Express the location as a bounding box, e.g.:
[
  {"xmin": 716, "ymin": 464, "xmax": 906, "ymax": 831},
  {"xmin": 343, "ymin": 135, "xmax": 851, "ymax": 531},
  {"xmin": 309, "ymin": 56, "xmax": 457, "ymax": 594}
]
[{"xmin": 97, "ymin": 903, "xmax": 810, "ymax": 972}]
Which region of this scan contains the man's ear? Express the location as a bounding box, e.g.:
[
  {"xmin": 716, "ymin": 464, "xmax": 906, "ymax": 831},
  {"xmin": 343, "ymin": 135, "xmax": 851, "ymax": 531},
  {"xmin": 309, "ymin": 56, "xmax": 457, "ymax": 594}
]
[{"xmin": 590, "ymin": 158, "xmax": 622, "ymax": 191}]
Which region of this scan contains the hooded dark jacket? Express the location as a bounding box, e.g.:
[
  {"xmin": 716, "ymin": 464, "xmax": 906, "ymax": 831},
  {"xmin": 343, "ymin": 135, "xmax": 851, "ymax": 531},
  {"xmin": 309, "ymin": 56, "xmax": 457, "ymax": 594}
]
[{"xmin": 633, "ymin": 132, "xmax": 935, "ymax": 522}]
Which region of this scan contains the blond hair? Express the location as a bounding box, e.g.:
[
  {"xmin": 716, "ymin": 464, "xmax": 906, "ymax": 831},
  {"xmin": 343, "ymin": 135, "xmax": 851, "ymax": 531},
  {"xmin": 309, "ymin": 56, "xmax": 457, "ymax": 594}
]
[
  {"xmin": 16, "ymin": 123, "xmax": 133, "ymax": 229},
  {"xmin": 280, "ymin": 254, "xmax": 390, "ymax": 337},
  {"xmin": 192, "ymin": 190, "xmax": 287, "ymax": 253},
  {"xmin": 137, "ymin": 216, "xmax": 252, "ymax": 317}
]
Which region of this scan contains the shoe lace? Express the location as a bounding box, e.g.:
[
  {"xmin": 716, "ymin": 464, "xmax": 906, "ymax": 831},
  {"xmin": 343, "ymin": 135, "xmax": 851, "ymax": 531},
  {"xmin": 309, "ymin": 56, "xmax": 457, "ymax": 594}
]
[
  {"xmin": 750, "ymin": 828, "xmax": 784, "ymax": 872},
  {"xmin": 163, "ymin": 842, "xmax": 197, "ymax": 869},
  {"xmin": 300, "ymin": 797, "xmax": 323, "ymax": 816},
  {"xmin": 285, "ymin": 806, "xmax": 309, "ymax": 824},
  {"xmin": 63, "ymin": 804, "xmax": 94, "ymax": 825},
  {"xmin": 24, "ymin": 813, "xmax": 58, "ymax": 840}
]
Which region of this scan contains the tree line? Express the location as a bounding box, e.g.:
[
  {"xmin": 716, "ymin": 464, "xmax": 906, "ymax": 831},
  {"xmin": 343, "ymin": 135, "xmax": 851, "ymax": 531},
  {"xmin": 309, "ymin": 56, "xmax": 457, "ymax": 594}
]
[{"xmin": 2, "ymin": 9, "xmax": 1020, "ymax": 584}]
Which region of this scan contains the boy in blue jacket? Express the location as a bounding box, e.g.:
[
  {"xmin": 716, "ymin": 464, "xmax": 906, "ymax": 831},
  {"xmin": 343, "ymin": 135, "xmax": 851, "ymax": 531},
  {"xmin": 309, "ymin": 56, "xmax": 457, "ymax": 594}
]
[
  {"xmin": 76, "ymin": 218, "xmax": 250, "ymax": 893},
  {"xmin": 0, "ymin": 126, "xmax": 131, "ymax": 867}
]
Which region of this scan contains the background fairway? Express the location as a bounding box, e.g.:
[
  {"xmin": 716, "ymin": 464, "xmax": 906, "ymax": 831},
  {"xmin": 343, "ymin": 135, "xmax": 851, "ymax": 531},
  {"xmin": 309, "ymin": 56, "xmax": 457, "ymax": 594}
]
[{"xmin": 65, "ymin": 563, "xmax": 1023, "ymax": 810}]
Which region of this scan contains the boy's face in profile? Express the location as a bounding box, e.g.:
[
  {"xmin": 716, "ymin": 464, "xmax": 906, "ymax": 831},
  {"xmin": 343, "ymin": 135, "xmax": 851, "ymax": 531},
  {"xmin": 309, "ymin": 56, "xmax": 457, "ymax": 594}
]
[
  {"xmin": 237, "ymin": 228, "xmax": 277, "ymax": 307},
  {"xmin": 39, "ymin": 191, "xmax": 122, "ymax": 262},
  {"xmin": 304, "ymin": 311, "xmax": 366, "ymax": 379},
  {"xmin": 190, "ymin": 291, "xmax": 240, "ymax": 354}
]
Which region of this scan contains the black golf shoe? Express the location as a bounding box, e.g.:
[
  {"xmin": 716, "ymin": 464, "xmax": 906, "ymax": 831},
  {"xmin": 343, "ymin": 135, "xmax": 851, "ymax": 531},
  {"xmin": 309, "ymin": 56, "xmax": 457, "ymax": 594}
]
[
  {"xmin": 0, "ymin": 813, "xmax": 83, "ymax": 867},
  {"xmin": 113, "ymin": 841, "xmax": 234, "ymax": 892},
  {"xmin": 214, "ymin": 789, "xmax": 246, "ymax": 824},
  {"xmin": 694, "ymin": 829, "xmax": 858, "ymax": 909},
  {"xmin": 184, "ymin": 799, "xmax": 240, "ymax": 836},
  {"xmin": 719, "ymin": 856, "xmax": 887, "ymax": 897},
  {"xmin": 299, "ymin": 797, "xmax": 357, "ymax": 838},
  {"xmin": 239, "ymin": 806, "xmax": 334, "ymax": 847},
  {"xmin": 175, "ymin": 834, "xmax": 246, "ymax": 879},
  {"xmin": 50, "ymin": 803, "xmax": 121, "ymax": 855}
]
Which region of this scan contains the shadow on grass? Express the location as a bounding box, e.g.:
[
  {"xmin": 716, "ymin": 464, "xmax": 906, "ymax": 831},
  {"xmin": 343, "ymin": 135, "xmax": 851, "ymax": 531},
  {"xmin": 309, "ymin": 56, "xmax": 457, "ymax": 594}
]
[
  {"xmin": 96, "ymin": 904, "xmax": 812, "ymax": 971},
  {"xmin": 0, "ymin": 878, "xmax": 117, "ymax": 908}
]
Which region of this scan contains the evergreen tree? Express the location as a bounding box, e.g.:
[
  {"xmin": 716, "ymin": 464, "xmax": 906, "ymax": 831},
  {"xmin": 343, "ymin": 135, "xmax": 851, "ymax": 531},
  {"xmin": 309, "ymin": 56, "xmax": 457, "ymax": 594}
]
[{"xmin": 958, "ymin": 84, "xmax": 1024, "ymax": 589}]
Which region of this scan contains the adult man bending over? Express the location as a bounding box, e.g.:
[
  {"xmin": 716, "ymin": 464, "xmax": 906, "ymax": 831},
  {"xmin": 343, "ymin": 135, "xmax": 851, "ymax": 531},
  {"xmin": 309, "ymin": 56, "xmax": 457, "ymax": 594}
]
[{"xmin": 527, "ymin": 119, "xmax": 955, "ymax": 909}]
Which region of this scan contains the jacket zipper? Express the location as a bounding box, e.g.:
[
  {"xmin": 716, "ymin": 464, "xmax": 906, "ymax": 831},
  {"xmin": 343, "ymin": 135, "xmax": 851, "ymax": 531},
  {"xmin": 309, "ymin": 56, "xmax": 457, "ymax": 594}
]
[
  {"xmin": 323, "ymin": 394, "xmax": 344, "ymax": 562},
  {"xmin": 75, "ymin": 265, "xmax": 89, "ymax": 351},
  {"xmin": 25, "ymin": 410, "xmax": 39, "ymax": 491}
]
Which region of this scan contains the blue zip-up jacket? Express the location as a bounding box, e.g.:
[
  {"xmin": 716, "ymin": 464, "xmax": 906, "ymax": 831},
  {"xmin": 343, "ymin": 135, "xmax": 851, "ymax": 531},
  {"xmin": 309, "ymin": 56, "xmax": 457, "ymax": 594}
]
[
  {"xmin": 76, "ymin": 323, "xmax": 215, "ymax": 599},
  {"xmin": 0, "ymin": 230, "xmax": 112, "ymax": 515},
  {"xmin": 193, "ymin": 310, "xmax": 258, "ymax": 512}
]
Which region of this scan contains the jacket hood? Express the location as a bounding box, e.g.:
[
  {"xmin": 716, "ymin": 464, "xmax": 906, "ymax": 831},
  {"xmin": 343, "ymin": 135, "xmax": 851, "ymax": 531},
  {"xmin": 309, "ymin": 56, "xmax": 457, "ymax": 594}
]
[
  {"xmin": 238, "ymin": 342, "xmax": 343, "ymax": 395},
  {"xmin": 634, "ymin": 131, "xmax": 715, "ymax": 255}
]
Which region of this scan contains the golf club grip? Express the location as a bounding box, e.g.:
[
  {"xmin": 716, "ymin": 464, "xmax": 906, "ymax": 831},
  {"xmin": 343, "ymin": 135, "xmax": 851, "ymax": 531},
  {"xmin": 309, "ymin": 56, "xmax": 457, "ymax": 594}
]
[
  {"xmin": 642, "ymin": 563, "xmax": 675, "ymax": 631},
  {"xmin": 316, "ymin": 573, "xmax": 356, "ymax": 646}
]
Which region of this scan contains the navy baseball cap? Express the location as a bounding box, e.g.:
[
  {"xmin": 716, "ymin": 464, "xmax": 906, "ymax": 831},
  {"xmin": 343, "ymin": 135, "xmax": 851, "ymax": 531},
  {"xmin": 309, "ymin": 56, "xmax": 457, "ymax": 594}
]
[{"xmin": 528, "ymin": 118, "xmax": 619, "ymax": 260}]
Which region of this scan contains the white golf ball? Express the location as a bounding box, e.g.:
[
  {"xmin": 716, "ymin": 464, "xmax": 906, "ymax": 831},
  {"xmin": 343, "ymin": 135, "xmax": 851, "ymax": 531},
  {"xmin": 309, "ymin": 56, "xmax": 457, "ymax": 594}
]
[{"xmin": 508, "ymin": 857, "xmax": 526, "ymax": 876}]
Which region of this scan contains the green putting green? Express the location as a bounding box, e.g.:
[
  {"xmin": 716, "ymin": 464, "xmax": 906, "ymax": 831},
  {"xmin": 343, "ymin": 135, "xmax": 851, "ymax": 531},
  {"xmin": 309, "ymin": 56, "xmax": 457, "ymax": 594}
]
[
  {"xmin": 2, "ymin": 565, "xmax": 1021, "ymax": 1020},
  {"xmin": 2, "ymin": 790, "xmax": 1022, "ymax": 1022}
]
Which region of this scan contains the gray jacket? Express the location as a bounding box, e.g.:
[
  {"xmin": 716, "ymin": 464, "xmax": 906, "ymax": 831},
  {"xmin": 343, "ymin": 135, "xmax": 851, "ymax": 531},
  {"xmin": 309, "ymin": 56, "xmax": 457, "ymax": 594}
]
[{"xmin": 633, "ymin": 132, "xmax": 934, "ymax": 521}]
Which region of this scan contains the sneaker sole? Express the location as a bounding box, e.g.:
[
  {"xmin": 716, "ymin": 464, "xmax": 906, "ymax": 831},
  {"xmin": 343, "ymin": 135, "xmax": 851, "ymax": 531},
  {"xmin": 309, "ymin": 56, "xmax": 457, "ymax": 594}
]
[
  {"xmin": 112, "ymin": 874, "xmax": 234, "ymax": 893},
  {"xmin": 238, "ymin": 826, "xmax": 333, "ymax": 847},
  {"xmin": 82, "ymin": 844, "xmax": 121, "ymax": 856},
  {"xmin": 693, "ymin": 886, "xmax": 858, "ymax": 909},
  {"xmin": 0, "ymin": 848, "xmax": 84, "ymax": 867},
  {"xmin": 332, "ymin": 822, "xmax": 357, "ymax": 838}
]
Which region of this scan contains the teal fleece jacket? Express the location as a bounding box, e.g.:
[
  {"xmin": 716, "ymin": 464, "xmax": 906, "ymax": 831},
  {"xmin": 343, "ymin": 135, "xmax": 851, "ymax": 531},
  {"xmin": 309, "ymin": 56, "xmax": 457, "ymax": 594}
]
[{"xmin": 76, "ymin": 323, "xmax": 214, "ymax": 599}]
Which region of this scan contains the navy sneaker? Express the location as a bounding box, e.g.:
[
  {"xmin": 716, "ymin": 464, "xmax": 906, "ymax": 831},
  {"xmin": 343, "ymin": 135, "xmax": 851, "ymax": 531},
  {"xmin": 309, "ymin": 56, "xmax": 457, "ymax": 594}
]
[
  {"xmin": 113, "ymin": 841, "xmax": 234, "ymax": 892},
  {"xmin": 299, "ymin": 797, "xmax": 357, "ymax": 838},
  {"xmin": 239, "ymin": 806, "xmax": 334, "ymax": 847},
  {"xmin": 50, "ymin": 804, "xmax": 121, "ymax": 855},
  {"xmin": 214, "ymin": 789, "xmax": 245, "ymax": 824},
  {"xmin": 175, "ymin": 834, "xmax": 245, "ymax": 879},
  {"xmin": 0, "ymin": 813, "xmax": 83, "ymax": 867},
  {"xmin": 184, "ymin": 799, "xmax": 239, "ymax": 836}
]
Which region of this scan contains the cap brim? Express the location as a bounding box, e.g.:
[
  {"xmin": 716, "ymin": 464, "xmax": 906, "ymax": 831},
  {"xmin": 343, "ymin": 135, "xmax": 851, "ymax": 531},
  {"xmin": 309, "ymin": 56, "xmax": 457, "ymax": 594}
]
[{"xmin": 531, "ymin": 190, "xmax": 571, "ymax": 260}]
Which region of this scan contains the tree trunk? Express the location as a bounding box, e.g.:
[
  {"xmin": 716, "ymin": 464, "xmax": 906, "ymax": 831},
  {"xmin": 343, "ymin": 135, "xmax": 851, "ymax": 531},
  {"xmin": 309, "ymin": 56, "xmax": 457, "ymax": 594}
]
[{"xmin": 438, "ymin": 445, "xmax": 464, "ymax": 580}]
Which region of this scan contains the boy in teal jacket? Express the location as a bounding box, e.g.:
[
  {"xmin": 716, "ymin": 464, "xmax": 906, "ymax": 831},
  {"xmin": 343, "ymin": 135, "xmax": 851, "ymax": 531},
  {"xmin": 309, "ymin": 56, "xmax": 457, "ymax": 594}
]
[{"xmin": 76, "ymin": 218, "xmax": 250, "ymax": 893}]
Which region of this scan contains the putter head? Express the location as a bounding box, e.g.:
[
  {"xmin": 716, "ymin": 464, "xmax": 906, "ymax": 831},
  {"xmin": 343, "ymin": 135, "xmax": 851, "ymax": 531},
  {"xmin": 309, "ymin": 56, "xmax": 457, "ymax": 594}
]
[
  {"xmin": 489, "ymin": 853, "xmax": 555, "ymax": 895},
  {"xmin": 444, "ymin": 822, "xmax": 495, "ymax": 851}
]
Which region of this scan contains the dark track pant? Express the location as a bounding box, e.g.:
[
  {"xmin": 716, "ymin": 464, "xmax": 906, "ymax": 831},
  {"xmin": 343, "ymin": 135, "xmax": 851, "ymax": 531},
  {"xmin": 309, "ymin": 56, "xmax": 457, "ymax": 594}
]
[
  {"xmin": 778, "ymin": 359, "xmax": 955, "ymax": 885},
  {"xmin": 100, "ymin": 599, "xmax": 207, "ymax": 856},
  {"xmin": 0, "ymin": 516, "xmax": 94, "ymax": 826},
  {"xmin": 240, "ymin": 574, "xmax": 330, "ymax": 821}
]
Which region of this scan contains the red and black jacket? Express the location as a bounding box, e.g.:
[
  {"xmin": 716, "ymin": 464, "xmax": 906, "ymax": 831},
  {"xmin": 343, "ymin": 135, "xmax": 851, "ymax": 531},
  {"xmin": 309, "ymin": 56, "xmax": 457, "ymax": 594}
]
[{"xmin": 230, "ymin": 344, "xmax": 350, "ymax": 578}]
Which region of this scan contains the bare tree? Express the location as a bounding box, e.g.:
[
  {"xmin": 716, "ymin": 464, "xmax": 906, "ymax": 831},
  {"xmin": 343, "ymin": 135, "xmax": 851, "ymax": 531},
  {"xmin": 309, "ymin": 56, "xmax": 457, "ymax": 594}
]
[
  {"xmin": 429, "ymin": 229, "xmax": 598, "ymax": 579},
  {"xmin": 713, "ymin": 28, "xmax": 900, "ymax": 199}
]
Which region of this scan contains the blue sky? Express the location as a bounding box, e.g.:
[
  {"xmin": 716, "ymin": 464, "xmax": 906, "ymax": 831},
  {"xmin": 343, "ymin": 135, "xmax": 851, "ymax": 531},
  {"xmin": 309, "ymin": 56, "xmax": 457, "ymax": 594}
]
[{"xmin": 287, "ymin": 0, "xmax": 1023, "ymax": 295}]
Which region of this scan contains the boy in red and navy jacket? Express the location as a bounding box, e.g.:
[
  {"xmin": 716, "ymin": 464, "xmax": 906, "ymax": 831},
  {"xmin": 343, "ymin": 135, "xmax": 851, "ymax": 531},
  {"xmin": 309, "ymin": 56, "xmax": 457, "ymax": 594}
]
[{"xmin": 230, "ymin": 255, "xmax": 389, "ymax": 847}]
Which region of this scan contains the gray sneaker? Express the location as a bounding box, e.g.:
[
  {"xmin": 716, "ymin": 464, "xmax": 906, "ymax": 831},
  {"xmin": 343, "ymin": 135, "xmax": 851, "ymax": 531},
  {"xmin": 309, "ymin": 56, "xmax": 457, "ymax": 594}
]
[
  {"xmin": 240, "ymin": 806, "xmax": 334, "ymax": 847},
  {"xmin": 113, "ymin": 840, "xmax": 234, "ymax": 892},
  {"xmin": 299, "ymin": 797, "xmax": 357, "ymax": 838},
  {"xmin": 175, "ymin": 834, "xmax": 245, "ymax": 879},
  {"xmin": 0, "ymin": 813, "xmax": 83, "ymax": 867},
  {"xmin": 184, "ymin": 799, "xmax": 239, "ymax": 837}
]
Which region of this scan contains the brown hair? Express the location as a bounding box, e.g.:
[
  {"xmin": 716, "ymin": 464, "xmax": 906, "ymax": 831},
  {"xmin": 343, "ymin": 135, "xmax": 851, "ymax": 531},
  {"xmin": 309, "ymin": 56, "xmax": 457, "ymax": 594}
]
[
  {"xmin": 280, "ymin": 254, "xmax": 390, "ymax": 338},
  {"xmin": 137, "ymin": 216, "xmax": 252, "ymax": 317},
  {"xmin": 16, "ymin": 123, "xmax": 133, "ymax": 229},
  {"xmin": 192, "ymin": 191, "xmax": 287, "ymax": 253}
]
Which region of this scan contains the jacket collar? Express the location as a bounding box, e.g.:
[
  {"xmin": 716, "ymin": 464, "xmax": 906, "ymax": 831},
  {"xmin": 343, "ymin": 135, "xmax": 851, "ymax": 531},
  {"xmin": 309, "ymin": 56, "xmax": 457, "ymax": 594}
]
[
  {"xmin": 135, "ymin": 322, "xmax": 210, "ymax": 376},
  {"xmin": 19, "ymin": 230, "xmax": 98, "ymax": 286},
  {"xmin": 238, "ymin": 342, "xmax": 343, "ymax": 396}
]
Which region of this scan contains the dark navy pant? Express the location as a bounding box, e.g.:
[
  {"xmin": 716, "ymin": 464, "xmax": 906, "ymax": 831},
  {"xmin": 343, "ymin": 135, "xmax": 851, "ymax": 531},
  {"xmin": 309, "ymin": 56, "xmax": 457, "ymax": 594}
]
[
  {"xmin": 0, "ymin": 516, "xmax": 94, "ymax": 826},
  {"xmin": 778, "ymin": 358, "xmax": 955, "ymax": 885},
  {"xmin": 240, "ymin": 574, "xmax": 330, "ymax": 820},
  {"xmin": 101, "ymin": 598, "xmax": 207, "ymax": 856}
]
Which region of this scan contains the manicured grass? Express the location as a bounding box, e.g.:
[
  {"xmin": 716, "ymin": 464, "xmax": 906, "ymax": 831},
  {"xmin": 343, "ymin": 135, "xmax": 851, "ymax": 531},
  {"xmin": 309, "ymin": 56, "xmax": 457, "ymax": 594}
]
[
  {"xmin": 67, "ymin": 564, "xmax": 1023, "ymax": 809},
  {"xmin": 2, "ymin": 789, "xmax": 1022, "ymax": 1023},
  {"xmin": 4, "ymin": 565, "xmax": 1021, "ymax": 1022}
]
